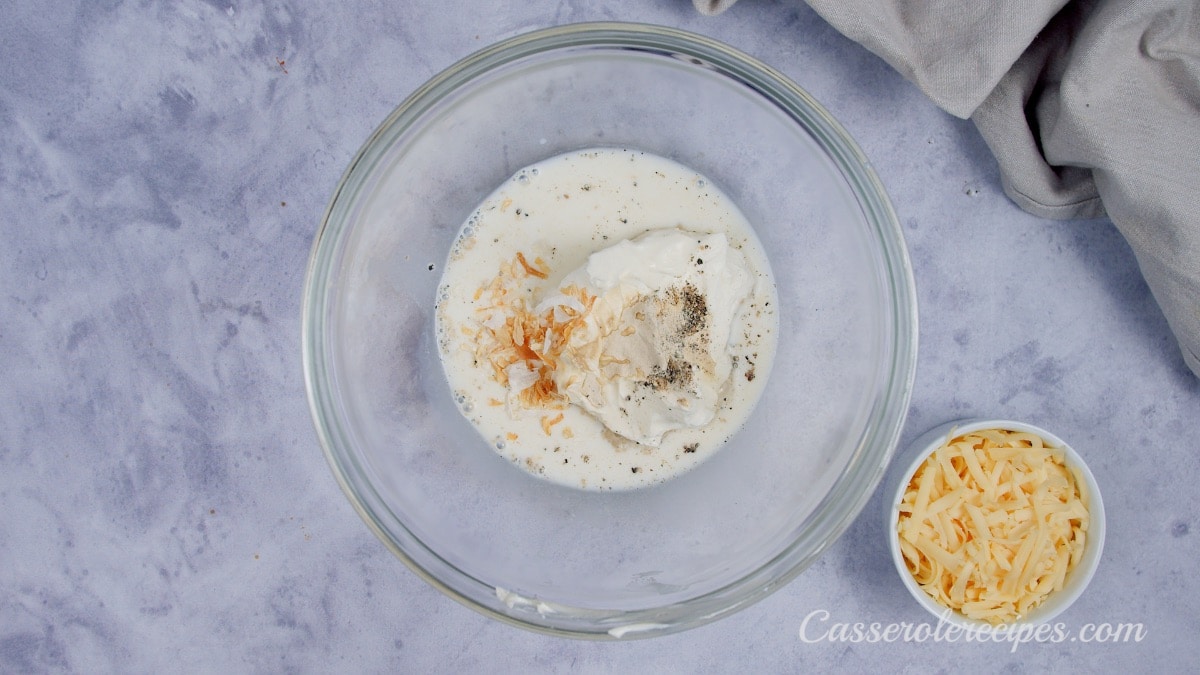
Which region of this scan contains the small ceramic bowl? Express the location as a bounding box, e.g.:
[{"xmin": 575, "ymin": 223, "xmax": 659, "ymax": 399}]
[{"xmin": 885, "ymin": 419, "xmax": 1105, "ymax": 629}]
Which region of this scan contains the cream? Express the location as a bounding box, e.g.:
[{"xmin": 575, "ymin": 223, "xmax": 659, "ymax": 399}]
[{"xmin": 434, "ymin": 148, "xmax": 777, "ymax": 490}]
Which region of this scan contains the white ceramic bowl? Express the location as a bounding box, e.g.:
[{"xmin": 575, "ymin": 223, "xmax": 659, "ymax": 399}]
[{"xmin": 885, "ymin": 419, "xmax": 1106, "ymax": 629}]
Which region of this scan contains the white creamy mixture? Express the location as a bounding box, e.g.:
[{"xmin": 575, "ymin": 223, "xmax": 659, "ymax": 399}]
[{"xmin": 435, "ymin": 148, "xmax": 777, "ymax": 490}]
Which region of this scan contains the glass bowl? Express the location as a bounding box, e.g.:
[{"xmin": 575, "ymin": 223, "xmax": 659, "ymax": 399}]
[{"xmin": 302, "ymin": 22, "xmax": 917, "ymax": 639}]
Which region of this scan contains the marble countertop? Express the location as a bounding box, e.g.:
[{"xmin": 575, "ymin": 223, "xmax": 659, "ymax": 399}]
[{"xmin": 3, "ymin": 0, "xmax": 1197, "ymax": 671}]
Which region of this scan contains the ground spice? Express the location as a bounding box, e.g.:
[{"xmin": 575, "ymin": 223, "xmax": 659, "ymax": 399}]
[{"xmin": 637, "ymin": 282, "xmax": 709, "ymax": 392}]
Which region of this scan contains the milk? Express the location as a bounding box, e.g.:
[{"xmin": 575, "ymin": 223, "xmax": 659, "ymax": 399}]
[{"xmin": 435, "ymin": 148, "xmax": 778, "ymax": 490}]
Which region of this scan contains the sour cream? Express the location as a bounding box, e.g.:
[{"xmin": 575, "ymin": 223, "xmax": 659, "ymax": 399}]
[{"xmin": 541, "ymin": 228, "xmax": 753, "ymax": 446}]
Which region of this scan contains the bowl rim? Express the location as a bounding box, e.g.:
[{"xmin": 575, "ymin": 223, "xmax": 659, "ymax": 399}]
[
  {"xmin": 302, "ymin": 21, "xmax": 919, "ymax": 639},
  {"xmin": 885, "ymin": 418, "xmax": 1107, "ymax": 631}
]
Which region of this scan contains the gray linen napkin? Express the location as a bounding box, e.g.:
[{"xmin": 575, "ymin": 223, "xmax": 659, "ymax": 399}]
[{"xmin": 697, "ymin": 0, "xmax": 1200, "ymax": 376}]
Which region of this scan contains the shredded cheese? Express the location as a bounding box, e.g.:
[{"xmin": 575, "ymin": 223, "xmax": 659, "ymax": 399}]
[{"xmin": 896, "ymin": 428, "xmax": 1090, "ymax": 624}]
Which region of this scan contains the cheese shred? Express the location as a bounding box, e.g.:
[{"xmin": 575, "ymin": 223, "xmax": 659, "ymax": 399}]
[{"xmin": 897, "ymin": 428, "xmax": 1090, "ymax": 624}]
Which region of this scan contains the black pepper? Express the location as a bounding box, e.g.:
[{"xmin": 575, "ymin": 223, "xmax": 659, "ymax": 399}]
[
  {"xmin": 640, "ymin": 357, "xmax": 692, "ymax": 391},
  {"xmin": 670, "ymin": 283, "xmax": 707, "ymax": 337}
]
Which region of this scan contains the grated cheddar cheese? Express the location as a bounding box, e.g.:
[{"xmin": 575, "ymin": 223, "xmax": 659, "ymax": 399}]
[{"xmin": 896, "ymin": 428, "xmax": 1090, "ymax": 624}]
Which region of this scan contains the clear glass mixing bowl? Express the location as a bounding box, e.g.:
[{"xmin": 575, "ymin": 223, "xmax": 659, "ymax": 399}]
[{"xmin": 303, "ymin": 23, "xmax": 917, "ymax": 638}]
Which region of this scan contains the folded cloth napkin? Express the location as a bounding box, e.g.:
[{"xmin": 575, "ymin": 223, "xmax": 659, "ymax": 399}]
[{"xmin": 697, "ymin": 0, "xmax": 1200, "ymax": 376}]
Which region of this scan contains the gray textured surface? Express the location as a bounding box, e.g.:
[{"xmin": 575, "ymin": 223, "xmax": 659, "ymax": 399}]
[{"xmin": 2, "ymin": 0, "xmax": 1197, "ymax": 671}]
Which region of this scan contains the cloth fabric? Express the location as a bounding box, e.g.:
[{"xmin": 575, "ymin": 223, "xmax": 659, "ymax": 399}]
[{"xmin": 697, "ymin": 0, "xmax": 1200, "ymax": 376}]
